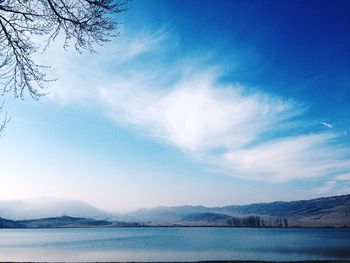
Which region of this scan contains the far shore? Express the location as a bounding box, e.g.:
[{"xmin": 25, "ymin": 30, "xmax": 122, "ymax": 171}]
[{"xmin": 1, "ymin": 225, "xmax": 350, "ymax": 229}]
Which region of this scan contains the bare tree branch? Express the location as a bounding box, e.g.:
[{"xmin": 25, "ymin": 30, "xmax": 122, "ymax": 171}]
[
  {"xmin": 0, "ymin": 0, "xmax": 127, "ymax": 137},
  {"xmin": 0, "ymin": 101, "xmax": 10, "ymax": 138},
  {"xmin": 0, "ymin": 0, "xmax": 128, "ymax": 99}
]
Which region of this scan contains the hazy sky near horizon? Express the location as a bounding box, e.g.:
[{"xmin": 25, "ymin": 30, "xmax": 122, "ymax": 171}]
[{"xmin": 1, "ymin": 0, "xmax": 350, "ymax": 212}]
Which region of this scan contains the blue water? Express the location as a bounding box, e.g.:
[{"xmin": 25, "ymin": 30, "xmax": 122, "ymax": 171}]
[{"xmin": 0, "ymin": 227, "xmax": 350, "ymax": 261}]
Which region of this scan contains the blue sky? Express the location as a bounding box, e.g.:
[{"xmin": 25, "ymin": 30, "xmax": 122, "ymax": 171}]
[{"xmin": 0, "ymin": 0, "xmax": 350, "ymax": 212}]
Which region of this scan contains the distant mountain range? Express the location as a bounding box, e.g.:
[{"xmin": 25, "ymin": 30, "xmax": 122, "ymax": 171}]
[
  {"xmin": 0, "ymin": 197, "xmax": 113, "ymax": 220},
  {"xmin": 118, "ymin": 194, "xmax": 350, "ymax": 227},
  {"xmin": 1, "ymin": 194, "xmax": 349, "ymax": 228}
]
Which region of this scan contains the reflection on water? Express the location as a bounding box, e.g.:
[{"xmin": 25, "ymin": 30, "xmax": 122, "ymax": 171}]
[{"xmin": 0, "ymin": 227, "xmax": 350, "ymax": 261}]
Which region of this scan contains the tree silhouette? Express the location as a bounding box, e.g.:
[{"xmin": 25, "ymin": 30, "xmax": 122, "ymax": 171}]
[
  {"xmin": 0, "ymin": 0, "xmax": 127, "ymax": 135},
  {"xmin": 0, "ymin": 0, "xmax": 127, "ymax": 99},
  {"xmin": 0, "ymin": 102, "xmax": 10, "ymax": 137}
]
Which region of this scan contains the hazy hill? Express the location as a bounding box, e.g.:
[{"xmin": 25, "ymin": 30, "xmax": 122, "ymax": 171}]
[
  {"xmin": 1, "ymin": 194, "xmax": 349, "ymax": 227},
  {"xmin": 0, "ymin": 217, "xmax": 25, "ymax": 228},
  {"xmin": 119, "ymin": 194, "xmax": 350, "ymax": 227},
  {"xmin": 0, "ymin": 197, "xmax": 113, "ymax": 220},
  {"xmin": 217, "ymin": 194, "xmax": 350, "ymax": 216},
  {"xmin": 118, "ymin": 205, "xmax": 210, "ymax": 223}
]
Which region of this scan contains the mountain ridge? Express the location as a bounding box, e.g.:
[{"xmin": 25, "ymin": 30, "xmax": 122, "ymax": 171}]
[
  {"xmin": 0, "ymin": 197, "xmax": 114, "ymax": 220},
  {"xmin": 1, "ymin": 194, "xmax": 349, "ymax": 227}
]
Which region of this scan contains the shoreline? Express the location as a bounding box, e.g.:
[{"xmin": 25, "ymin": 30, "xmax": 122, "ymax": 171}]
[{"xmin": 1, "ymin": 225, "xmax": 350, "ymax": 229}]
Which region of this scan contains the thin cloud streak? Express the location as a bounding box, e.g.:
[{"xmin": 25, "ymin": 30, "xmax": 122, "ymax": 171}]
[
  {"xmin": 220, "ymin": 133, "xmax": 350, "ymax": 181},
  {"xmin": 313, "ymin": 181, "xmax": 337, "ymax": 195},
  {"xmin": 320, "ymin": 122, "xmax": 334, "ymax": 129},
  {"xmin": 336, "ymin": 173, "xmax": 350, "ymax": 181}
]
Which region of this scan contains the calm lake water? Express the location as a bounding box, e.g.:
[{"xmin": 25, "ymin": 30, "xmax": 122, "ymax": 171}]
[{"xmin": 0, "ymin": 227, "xmax": 350, "ymax": 261}]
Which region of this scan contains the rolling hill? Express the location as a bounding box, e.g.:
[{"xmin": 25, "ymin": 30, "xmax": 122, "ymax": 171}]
[
  {"xmin": 0, "ymin": 197, "xmax": 113, "ymax": 220},
  {"xmin": 118, "ymin": 194, "xmax": 350, "ymax": 227},
  {"xmin": 1, "ymin": 194, "xmax": 349, "ymax": 227}
]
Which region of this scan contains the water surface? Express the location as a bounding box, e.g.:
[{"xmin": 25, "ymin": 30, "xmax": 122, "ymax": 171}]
[{"xmin": 0, "ymin": 227, "xmax": 349, "ymax": 261}]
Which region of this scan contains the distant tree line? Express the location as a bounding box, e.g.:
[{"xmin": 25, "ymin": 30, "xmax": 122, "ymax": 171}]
[{"xmin": 226, "ymin": 216, "xmax": 288, "ymax": 227}]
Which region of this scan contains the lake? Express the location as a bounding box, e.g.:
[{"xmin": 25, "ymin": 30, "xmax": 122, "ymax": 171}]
[{"xmin": 0, "ymin": 227, "xmax": 350, "ymax": 261}]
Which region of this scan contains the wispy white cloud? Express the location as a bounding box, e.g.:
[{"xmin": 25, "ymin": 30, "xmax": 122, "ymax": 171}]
[
  {"xmin": 220, "ymin": 133, "xmax": 350, "ymax": 181},
  {"xmin": 313, "ymin": 177, "xmax": 350, "ymax": 196},
  {"xmin": 336, "ymin": 173, "xmax": 350, "ymax": 181},
  {"xmin": 99, "ymin": 68, "xmax": 350, "ymax": 181},
  {"xmin": 41, "ymin": 26, "xmax": 350, "ymax": 183},
  {"xmin": 100, "ymin": 69, "xmax": 299, "ymax": 152},
  {"xmin": 121, "ymin": 28, "xmax": 170, "ymax": 59},
  {"xmin": 313, "ymin": 181, "xmax": 337, "ymax": 195},
  {"xmin": 35, "ymin": 27, "xmax": 170, "ymax": 105}
]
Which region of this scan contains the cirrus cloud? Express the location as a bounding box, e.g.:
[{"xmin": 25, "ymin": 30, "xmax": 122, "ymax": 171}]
[
  {"xmin": 43, "ymin": 26, "xmax": 350, "ymax": 183},
  {"xmin": 98, "ymin": 65, "xmax": 350, "ymax": 182}
]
